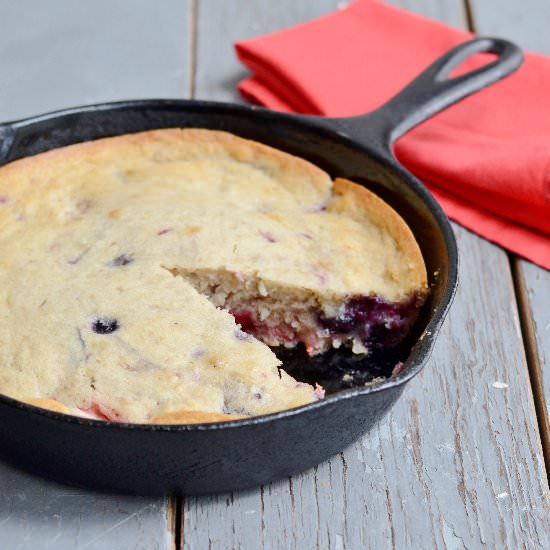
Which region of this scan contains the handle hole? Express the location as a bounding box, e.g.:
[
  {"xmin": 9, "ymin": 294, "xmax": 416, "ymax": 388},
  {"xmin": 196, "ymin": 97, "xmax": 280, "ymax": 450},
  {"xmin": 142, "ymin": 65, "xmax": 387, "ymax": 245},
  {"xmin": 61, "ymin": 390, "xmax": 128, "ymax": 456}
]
[{"xmin": 447, "ymin": 51, "xmax": 499, "ymax": 80}]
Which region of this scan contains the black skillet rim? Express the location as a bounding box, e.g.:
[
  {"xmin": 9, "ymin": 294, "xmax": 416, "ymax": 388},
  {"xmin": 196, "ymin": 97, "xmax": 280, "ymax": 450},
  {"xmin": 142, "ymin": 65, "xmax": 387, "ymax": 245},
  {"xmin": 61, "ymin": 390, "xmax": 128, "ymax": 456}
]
[{"xmin": 0, "ymin": 99, "xmax": 459, "ymax": 432}]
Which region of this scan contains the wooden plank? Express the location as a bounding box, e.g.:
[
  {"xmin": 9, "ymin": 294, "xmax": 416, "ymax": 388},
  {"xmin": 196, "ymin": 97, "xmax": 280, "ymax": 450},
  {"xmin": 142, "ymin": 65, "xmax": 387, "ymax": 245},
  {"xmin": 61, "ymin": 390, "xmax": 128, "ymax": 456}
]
[
  {"xmin": 0, "ymin": 1, "xmax": 188, "ymax": 548},
  {"xmin": 519, "ymin": 260, "xmax": 550, "ymax": 430},
  {"xmin": 194, "ymin": 0, "xmax": 343, "ymax": 104},
  {"xmin": 468, "ymin": 0, "xmax": 550, "ymax": 54},
  {"xmin": 184, "ymin": 0, "xmax": 550, "ymax": 548},
  {"xmin": 0, "ymin": 0, "xmax": 189, "ymax": 123},
  {"xmin": 514, "ymin": 259, "xmax": 550, "ymax": 466},
  {"xmin": 0, "ymin": 462, "xmax": 173, "ymax": 550}
]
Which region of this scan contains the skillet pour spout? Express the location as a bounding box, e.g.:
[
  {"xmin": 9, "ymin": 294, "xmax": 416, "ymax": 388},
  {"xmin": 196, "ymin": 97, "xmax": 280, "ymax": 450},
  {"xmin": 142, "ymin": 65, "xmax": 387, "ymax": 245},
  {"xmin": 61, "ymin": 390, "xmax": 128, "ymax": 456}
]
[{"xmin": 0, "ymin": 37, "xmax": 523, "ymax": 495}]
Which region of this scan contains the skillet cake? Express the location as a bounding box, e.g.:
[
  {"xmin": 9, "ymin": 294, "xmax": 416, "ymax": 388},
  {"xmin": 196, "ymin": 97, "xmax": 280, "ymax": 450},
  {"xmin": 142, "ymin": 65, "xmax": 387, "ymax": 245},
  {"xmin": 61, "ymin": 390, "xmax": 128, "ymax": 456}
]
[{"xmin": 0, "ymin": 129, "xmax": 427, "ymax": 423}]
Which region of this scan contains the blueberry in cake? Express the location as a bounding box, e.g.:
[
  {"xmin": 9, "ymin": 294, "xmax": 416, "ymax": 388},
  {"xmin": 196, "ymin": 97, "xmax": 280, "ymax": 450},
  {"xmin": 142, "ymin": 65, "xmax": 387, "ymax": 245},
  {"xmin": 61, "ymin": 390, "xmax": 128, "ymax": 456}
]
[{"xmin": 0, "ymin": 129, "xmax": 427, "ymax": 423}]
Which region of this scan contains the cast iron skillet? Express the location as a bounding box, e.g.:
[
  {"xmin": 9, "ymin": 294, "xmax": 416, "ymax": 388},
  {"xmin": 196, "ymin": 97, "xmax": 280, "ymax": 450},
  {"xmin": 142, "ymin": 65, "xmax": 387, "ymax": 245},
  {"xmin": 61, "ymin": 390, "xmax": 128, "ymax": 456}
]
[{"xmin": 0, "ymin": 38, "xmax": 522, "ymax": 495}]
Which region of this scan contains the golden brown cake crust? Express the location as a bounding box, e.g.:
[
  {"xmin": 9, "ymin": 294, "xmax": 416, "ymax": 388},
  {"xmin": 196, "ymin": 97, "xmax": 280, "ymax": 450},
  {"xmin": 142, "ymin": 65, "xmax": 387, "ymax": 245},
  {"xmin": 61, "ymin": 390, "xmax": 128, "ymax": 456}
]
[
  {"xmin": 0, "ymin": 128, "xmax": 332, "ymax": 212},
  {"xmin": 330, "ymin": 178, "xmax": 427, "ymax": 291},
  {"xmin": 21, "ymin": 397, "xmax": 73, "ymax": 414},
  {"xmin": 21, "ymin": 398, "xmax": 245, "ymax": 424},
  {"xmin": 149, "ymin": 410, "xmax": 246, "ymax": 424}
]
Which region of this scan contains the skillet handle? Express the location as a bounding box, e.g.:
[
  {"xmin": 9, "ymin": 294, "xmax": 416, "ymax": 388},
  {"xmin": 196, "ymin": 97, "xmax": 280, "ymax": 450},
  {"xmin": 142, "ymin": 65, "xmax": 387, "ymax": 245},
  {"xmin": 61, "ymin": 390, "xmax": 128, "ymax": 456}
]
[{"xmin": 329, "ymin": 37, "xmax": 523, "ymax": 151}]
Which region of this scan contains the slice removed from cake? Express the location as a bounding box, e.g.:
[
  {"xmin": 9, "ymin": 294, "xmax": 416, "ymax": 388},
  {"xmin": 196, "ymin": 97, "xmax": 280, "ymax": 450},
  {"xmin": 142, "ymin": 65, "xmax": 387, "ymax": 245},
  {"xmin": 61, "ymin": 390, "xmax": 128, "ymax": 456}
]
[{"xmin": 167, "ymin": 264, "xmax": 424, "ymax": 356}]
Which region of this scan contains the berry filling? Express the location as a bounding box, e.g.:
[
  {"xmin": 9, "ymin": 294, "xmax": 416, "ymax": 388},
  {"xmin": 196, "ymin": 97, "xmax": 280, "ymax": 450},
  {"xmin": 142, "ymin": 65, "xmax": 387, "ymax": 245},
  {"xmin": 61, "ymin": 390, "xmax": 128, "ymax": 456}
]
[
  {"xmin": 230, "ymin": 293, "xmax": 420, "ymax": 356},
  {"xmin": 79, "ymin": 401, "xmax": 125, "ymax": 421},
  {"xmin": 109, "ymin": 253, "xmax": 134, "ymax": 267},
  {"xmin": 231, "ymin": 309, "xmax": 300, "ymax": 347},
  {"xmin": 91, "ymin": 317, "xmax": 120, "ymax": 334},
  {"xmin": 318, "ymin": 295, "xmax": 422, "ymax": 352}
]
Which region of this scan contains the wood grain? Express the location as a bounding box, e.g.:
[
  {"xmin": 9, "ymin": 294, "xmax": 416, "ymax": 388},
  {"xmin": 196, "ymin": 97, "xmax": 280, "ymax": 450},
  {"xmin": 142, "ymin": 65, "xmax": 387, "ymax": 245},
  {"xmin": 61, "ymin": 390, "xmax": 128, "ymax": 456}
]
[
  {"xmin": 183, "ymin": 0, "xmax": 550, "ymax": 548},
  {"xmin": 0, "ymin": 1, "xmax": 188, "ymax": 548}
]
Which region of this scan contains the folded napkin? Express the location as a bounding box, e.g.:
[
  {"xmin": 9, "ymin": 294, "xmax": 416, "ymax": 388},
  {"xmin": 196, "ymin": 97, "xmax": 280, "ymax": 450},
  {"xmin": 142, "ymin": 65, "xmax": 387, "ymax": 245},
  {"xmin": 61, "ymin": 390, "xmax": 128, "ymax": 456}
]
[{"xmin": 235, "ymin": 0, "xmax": 550, "ymax": 269}]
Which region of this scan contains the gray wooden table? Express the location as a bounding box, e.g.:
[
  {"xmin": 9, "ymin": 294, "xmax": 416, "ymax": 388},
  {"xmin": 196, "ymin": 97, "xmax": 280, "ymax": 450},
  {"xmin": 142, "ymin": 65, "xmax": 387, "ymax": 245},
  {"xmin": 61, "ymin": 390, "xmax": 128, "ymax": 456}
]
[{"xmin": 0, "ymin": 1, "xmax": 548, "ymax": 548}]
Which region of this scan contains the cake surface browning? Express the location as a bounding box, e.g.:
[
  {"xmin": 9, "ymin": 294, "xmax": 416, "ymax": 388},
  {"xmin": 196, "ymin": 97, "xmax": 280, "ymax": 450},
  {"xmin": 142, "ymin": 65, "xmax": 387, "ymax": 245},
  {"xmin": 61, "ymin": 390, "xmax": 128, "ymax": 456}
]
[{"xmin": 0, "ymin": 129, "xmax": 427, "ymax": 423}]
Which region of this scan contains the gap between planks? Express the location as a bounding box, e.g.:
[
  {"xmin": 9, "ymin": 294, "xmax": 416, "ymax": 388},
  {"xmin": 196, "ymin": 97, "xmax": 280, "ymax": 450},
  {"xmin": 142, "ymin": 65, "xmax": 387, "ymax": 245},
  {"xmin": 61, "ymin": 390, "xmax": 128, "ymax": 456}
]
[
  {"xmin": 462, "ymin": 0, "xmax": 476, "ymax": 33},
  {"xmin": 165, "ymin": 3, "xmax": 199, "ymax": 549},
  {"xmin": 173, "ymin": 1, "xmax": 200, "ymax": 547},
  {"xmin": 188, "ymin": 0, "xmax": 198, "ymax": 99},
  {"xmin": 168, "ymin": 495, "xmax": 182, "ymax": 550}
]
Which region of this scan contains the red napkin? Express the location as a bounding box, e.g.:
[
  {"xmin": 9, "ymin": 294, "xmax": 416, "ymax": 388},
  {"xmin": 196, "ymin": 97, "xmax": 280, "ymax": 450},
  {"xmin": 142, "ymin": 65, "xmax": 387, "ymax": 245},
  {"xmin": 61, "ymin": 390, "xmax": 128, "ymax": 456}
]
[{"xmin": 235, "ymin": 0, "xmax": 550, "ymax": 269}]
